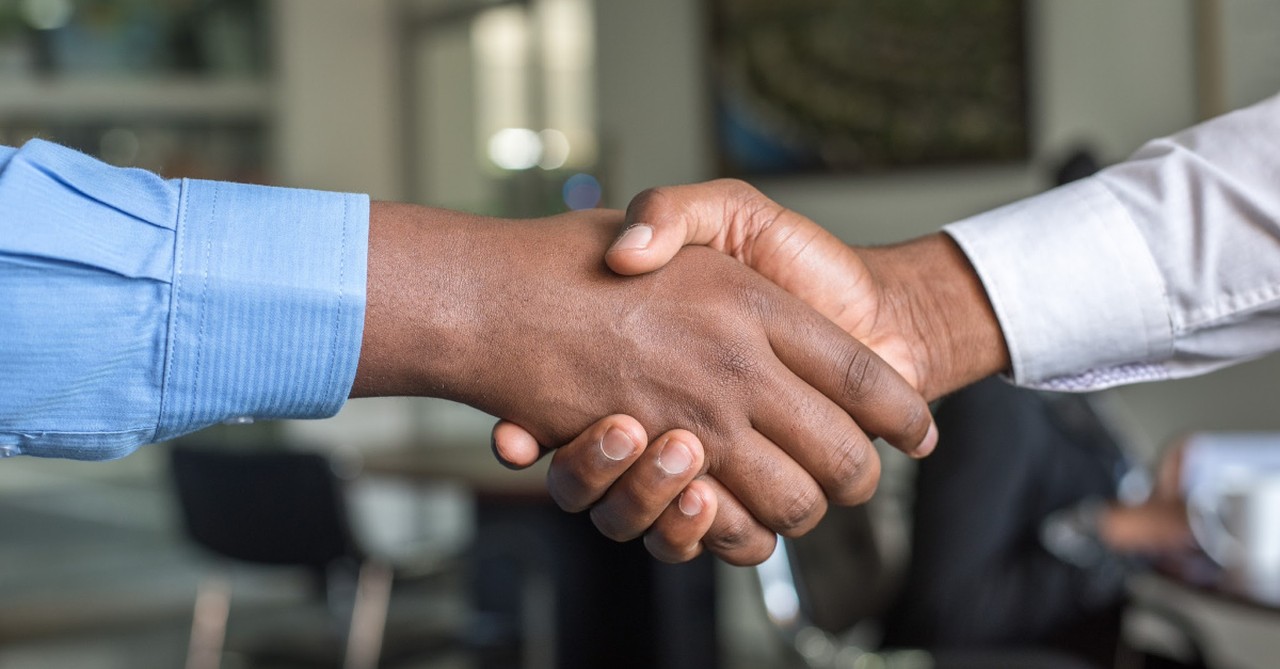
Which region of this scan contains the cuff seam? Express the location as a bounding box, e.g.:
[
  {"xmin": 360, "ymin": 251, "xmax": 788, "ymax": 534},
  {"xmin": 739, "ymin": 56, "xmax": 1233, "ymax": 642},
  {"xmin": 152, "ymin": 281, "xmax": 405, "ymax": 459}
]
[
  {"xmin": 324, "ymin": 195, "xmax": 349, "ymax": 404},
  {"xmin": 157, "ymin": 178, "xmax": 192, "ymax": 443}
]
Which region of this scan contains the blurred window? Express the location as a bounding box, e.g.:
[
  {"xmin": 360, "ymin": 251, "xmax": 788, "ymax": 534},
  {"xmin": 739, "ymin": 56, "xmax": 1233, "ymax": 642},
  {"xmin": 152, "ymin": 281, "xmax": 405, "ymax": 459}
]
[{"xmin": 404, "ymin": 0, "xmax": 599, "ymax": 217}]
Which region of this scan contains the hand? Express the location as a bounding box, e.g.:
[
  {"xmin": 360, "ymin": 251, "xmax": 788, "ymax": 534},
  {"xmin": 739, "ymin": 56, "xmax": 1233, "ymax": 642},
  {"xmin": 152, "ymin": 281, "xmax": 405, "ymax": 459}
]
[
  {"xmin": 492, "ymin": 180, "xmax": 1007, "ymax": 562},
  {"xmin": 353, "ymin": 202, "xmax": 935, "ymax": 564},
  {"xmin": 608, "ymin": 179, "xmax": 1009, "ymax": 399},
  {"xmin": 525, "ymin": 414, "xmax": 720, "ymax": 564},
  {"xmin": 1098, "ymin": 500, "xmax": 1193, "ymax": 555},
  {"xmin": 1098, "ymin": 440, "xmax": 1193, "ymax": 555}
]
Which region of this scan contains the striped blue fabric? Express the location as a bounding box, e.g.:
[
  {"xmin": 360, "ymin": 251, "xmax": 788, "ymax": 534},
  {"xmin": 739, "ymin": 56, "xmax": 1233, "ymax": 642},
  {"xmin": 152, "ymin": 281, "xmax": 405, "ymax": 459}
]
[{"xmin": 0, "ymin": 140, "xmax": 368, "ymax": 460}]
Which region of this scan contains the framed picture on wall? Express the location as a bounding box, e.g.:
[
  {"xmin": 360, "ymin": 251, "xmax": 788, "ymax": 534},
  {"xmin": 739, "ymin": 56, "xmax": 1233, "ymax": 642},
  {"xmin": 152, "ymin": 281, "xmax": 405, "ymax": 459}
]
[{"xmin": 710, "ymin": 0, "xmax": 1030, "ymax": 177}]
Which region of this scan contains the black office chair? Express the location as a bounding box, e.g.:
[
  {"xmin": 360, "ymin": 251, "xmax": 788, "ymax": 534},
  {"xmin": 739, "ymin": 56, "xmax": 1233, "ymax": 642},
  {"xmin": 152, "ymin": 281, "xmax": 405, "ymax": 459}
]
[{"xmin": 170, "ymin": 441, "xmax": 456, "ymax": 669}]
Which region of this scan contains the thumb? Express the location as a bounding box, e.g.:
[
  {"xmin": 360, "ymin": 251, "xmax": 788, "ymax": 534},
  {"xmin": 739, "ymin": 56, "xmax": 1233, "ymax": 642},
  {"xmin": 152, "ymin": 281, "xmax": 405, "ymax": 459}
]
[{"xmin": 605, "ymin": 183, "xmax": 732, "ymax": 276}]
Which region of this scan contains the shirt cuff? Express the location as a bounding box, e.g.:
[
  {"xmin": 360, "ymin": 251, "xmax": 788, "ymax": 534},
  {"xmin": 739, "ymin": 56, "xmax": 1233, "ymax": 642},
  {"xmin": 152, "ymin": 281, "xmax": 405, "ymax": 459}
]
[
  {"xmin": 943, "ymin": 178, "xmax": 1172, "ymax": 389},
  {"xmin": 156, "ymin": 179, "xmax": 369, "ymax": 441}
]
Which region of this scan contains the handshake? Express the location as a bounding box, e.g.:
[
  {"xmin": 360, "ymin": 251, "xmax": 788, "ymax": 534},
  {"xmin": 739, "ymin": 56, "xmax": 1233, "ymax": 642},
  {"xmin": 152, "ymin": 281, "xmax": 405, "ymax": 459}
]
[{"xmin": 353, "ymin": 179, "xmax": 1011, "ymax": 566}]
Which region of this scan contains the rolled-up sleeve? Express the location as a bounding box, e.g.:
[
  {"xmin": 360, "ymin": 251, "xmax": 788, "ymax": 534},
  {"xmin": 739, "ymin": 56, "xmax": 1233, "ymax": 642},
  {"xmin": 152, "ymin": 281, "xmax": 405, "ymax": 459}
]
[{"xmin": 0, "ymin": 140, "xmax": 368, "ymax": 460}]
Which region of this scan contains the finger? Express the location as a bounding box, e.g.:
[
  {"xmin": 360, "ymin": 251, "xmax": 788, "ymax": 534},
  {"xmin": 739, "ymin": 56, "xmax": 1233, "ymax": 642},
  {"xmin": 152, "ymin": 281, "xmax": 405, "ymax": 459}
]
[
  {"xmin": 607, "ymin": 180, "xmax": 753, "ymax": 275},
  {"xmin": 705, "ymin": 427, "xmax": 829, "ymax": 538},
  {"xmin": 642, "ymin": 479, "xmax": 718, "ymax": 564},
  {"xmin": 491, "ymin": 419, "xmax": 550, "ymax": 470},
  {"xmin": 1154, "ymin": 435, "xmax": 1192, "ymax": 502},
  {"xmin": 751, "ymin": 370, "xmax": 884, "ymax": 508},
  {"xmin": 589, "ymin": 430, "xmax": 706, "ymax": 542},
  {"xmin": 544, "ymin": 415, "xmax": 647, "ymax": 512},
  {"xmin": 697, "ymin": 476, "xmax": 778, "ymax": 566},
  {"xmin": 763, "ymin": 291, "xmax": 937, "ymax": 460}
]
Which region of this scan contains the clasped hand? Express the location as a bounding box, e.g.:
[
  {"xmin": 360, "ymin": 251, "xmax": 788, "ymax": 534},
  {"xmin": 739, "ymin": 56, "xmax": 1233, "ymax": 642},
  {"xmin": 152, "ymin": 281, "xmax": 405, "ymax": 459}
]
[
  {"xmin": 478, "ymin": 181, "xmax": 994, "ymax": 565},
  {"xmin": 355, "ymin": 200, "xmax": 936, "ymax": 566}
]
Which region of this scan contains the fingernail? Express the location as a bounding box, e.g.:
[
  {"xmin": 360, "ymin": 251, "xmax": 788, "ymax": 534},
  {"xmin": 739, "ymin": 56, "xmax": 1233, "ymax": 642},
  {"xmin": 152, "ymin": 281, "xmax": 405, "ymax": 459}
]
[
  {"xmin": 601, "ymin": 428, "xmax": 636, "ymax": 461},
  {"xmin": 914, "ymin": 423, "xmax": 938, "ymax": 458},
  {"xmin": 678, "ymin": 491, "xmax": 703, "ymax": 516},
  {"xmin": 658, "ymin": 439, "xmax": 693, "ymax": 475},
  {"xmin": 611, "ymin": 224, "xmax": 653, "ymax": 252}
]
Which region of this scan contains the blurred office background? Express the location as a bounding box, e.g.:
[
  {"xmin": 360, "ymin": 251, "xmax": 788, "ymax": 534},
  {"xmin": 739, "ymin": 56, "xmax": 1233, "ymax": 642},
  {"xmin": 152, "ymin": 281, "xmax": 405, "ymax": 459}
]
[{"xmin": 3, "ymin": 1, "xmax": 1280, "ymax": 668}]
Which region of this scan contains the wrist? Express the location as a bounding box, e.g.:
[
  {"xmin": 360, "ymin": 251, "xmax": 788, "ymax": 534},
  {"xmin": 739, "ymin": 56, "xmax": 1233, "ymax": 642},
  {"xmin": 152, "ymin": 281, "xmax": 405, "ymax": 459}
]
[
  {"xmin": 351, "ymin": 201, "xmax": 493, "ymax": 400},
  {"xmin": 860, "ymin": 233, "xmax": 1009, "ymax": 400}
]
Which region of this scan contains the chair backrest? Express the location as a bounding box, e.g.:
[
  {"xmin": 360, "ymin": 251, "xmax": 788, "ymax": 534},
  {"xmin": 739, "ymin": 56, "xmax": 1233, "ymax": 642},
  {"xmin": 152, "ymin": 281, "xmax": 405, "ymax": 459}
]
[
  {"xmin": 756, "ymin": 502, "xmax": 890, "ymax": 650},
  {"xmin": 170, "ymin": 442, "xmax": 360, "ymax": 568},
  {"xmin": 786, "ymin": 504, "xmax": 889, "ymax": 635}
]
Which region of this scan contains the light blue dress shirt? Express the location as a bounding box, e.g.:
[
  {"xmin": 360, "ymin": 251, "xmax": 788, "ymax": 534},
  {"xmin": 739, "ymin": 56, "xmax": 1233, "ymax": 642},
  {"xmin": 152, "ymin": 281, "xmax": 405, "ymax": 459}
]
[{"xmin": 0, "ymin": 140, "xmax": 368, "ymax": 460}]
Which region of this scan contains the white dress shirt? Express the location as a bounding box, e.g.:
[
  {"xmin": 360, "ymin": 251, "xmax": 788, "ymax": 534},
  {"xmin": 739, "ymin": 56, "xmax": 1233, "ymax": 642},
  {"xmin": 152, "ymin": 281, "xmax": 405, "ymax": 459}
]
[{"xmin": 945, "ymin": 92, "xmax": 1280, "ymax": 391}]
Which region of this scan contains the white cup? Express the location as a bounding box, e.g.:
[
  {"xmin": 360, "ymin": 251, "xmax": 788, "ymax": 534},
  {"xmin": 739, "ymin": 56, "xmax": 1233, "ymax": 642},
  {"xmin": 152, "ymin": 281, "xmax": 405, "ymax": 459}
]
[
  {"xmin": 1180, "ymin": 432, "xmax": 1280, "ymax": 496},
  {"xmin": 1188, "ymin": 473, "xmax": 1280, "ymax": 603}
]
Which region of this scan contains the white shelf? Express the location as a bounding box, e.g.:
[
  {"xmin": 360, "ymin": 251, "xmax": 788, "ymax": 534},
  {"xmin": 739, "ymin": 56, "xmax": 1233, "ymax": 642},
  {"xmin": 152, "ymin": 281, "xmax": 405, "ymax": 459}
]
[{"xmin": 0, "ymin": 76, "xmax": 273, "ymax": 119}]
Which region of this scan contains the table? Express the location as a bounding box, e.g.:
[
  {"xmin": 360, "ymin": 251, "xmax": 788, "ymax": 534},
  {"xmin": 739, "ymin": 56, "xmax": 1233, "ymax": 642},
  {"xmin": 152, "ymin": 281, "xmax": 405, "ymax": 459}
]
[{"xmin": 362, "ymin": 445, "xmax": 720, "ymax": 669}]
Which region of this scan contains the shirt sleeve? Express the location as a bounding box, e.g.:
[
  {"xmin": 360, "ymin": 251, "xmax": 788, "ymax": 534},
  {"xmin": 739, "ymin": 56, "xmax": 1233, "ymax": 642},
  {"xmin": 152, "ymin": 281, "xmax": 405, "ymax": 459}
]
[
  {"xmin": 0, "ymin": 140, "xmax": 368, "ymax": 460},
  {"xmin": 944, "ymin": 92, "xmax": 1280, "ymax": 391}
]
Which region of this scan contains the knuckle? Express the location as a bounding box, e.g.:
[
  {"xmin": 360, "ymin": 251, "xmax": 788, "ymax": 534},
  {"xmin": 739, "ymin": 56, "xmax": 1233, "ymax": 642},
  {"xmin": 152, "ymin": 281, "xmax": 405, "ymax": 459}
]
[
  {"xmin": 545, "ymin": 461, "xmax": 593, "ymax": 513},
  {"xmin": 644, "ymin": 528, "xmax": 697, "ymax": 564},
  {"xmin": 642, "ymin": 532, "xmax": 677, "ymax": 563},
  {"xmin": 684, "ymin": 404, "xmax": 722, "ymax": 438},
  {"xmin": 626, "ymin": 186, "xmax": 676, "ymax": 221},
  {"xmin": 900, "ymin": 401, "xmax": 932, "ymax": 442},
  {"xmin": 820, "ymin": 433, "xmax": 875, "ymax": 504},
  {"xmin": 769, "ymin": 485, "xmax": 827, "ymax": 537},
  {"xmin": 718, "ymin": 535, "xmax": 777, "ymax": 567},
  {"xmin": 714, "ymin": 336, "xmax": 764, "ymax": 385},
  {"xmin": 548, "ymin": 483, "xmax": 590, "ymax": 514},
  {"xmin": 841, "ymin": 346, "xmax": 884, "ymax": 404},
  {"xmin": 613, "ymin": 482, "xmax": 663, "ymax": 525},
  {"xmin": 716, "ymin": 178, "xmax": 763, "ymax": 206},
  {"xmin": 829, "ymin": 446, "xmax": 881, "ymax": 506},
  {"xmin": 720, "ymin": 178, "xmax": 786, "ymax": 239},
  {"xmin": 704, "ymin": 512, "xmax": 757, "ymax": 554},
  {"xmin": 589, "ymin": 505, "xmax": 639, "ymax": 543},
  {"xmin": 588, "ymin": 483, "xmax": 665, "ymax": 542},
  {"xmin": 732, "ymin": 280, "xmax": 777, "ymax": 322}
]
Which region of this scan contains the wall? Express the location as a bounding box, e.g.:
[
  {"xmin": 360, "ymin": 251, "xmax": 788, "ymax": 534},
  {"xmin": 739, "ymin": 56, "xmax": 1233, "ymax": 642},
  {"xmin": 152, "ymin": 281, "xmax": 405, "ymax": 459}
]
[
  {"xmin": 597, "ymin": 0, "xmax": 1196, "ymax": 242},
  {"xmin": 274, "ymin": 0, "xmax": 401, "ymax": 200},
  {"xmin": 594, "ymin": 0, "xmax": 1280, "ymax": 451},
  {"xmin": 274, "ymin": 0, "xmax": 1280, "ymax": 453}
]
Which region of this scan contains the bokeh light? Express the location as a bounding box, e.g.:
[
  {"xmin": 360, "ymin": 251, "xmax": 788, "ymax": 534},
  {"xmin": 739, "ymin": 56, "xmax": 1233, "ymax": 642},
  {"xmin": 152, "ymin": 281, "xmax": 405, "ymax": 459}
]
[
  {"xmin": 21, "ymin": 0, "xmax": 73, "ymax": 31},
  {"xmin": 487, "ymin": 127, "xmax": 541, "ymax": 170},
  {"xmin": 537, "ymin": 128, "xmax": 570, "ymax": 170},
  {"xmin": 99, "ymin": 128, "xmax": 141, "ymax": 167},
  {"xmin": 562, "ymin": 172, "xmax": 601, "ymax": 210}
]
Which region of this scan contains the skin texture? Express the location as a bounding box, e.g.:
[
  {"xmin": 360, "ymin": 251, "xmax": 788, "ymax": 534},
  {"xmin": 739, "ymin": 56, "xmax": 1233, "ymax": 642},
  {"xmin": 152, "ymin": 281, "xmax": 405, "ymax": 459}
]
[
  {"xmin": 352, "ymin": 201, "xmax": 934, "ymax": 565},
  {"xmin": 492, "ymin": 179, "xmax": 1011, "ymax": 563}
]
